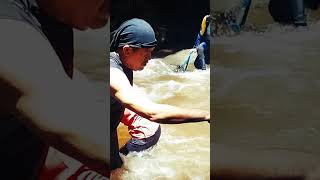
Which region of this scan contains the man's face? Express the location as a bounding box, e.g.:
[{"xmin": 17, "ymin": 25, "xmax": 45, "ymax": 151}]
[
  {"xmin": 39, "ymin": 0, "xmax": 109, "ymax": 30},
  {"xmin": 123, "ymin": 47, "xmax": 155, "ymax": 71}
]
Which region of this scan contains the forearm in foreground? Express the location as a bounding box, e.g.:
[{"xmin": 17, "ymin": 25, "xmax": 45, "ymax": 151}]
[{"xmin": 16, "ymin": 94, "xmax": 110, "ymax": 176}]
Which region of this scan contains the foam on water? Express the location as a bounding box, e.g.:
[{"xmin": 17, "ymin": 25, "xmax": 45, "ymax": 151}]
[
  {"xmin": 134, "ymin": 57, "xmax": 210, "ymax": 110},
  {"xmin": 116, "ymin": 124, "xmax": 210, "ymax": 180}
]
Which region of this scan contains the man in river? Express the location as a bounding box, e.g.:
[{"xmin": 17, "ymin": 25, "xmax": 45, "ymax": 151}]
[
  {"xmin": 0, "ymin": 0, "xmax": 110, "ymax": 178},
  {"xmin": 110, "ymin": 18, "xmax": 210, "ymax": 170}
]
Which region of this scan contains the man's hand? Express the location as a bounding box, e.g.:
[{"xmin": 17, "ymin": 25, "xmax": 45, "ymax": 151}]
[
  {"xmin": 189, "ymin": 48, "xmax": 197, "ymax": 54},
  {"xmin": 205, "ymin": 113, "xmax": 210, "ymax": 123}
]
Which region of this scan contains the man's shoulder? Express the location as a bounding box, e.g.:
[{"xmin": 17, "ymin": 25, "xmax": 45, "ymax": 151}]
[
  {"xmin": 110, "ymin": 52, "xmax": 123, "ymax": 70},
  {"xmin": 0, "ymin": 0, "xmax": 35, "ymax": 24},
  {"xmin": 110, "ymin": 52, "xmax": 119, "ymax": 61},
  {"xmin": 0, "ymin": 0, "xmax": 20, "ymax": 19},
  {"xmin": 0, "ymin": 19, "xmax": 47, "ymax": 50},
  {"xmin": 0, "ymin": 20, "xmax": 72, "ymax": 94},
  {"xmin": 0, "ymin": 0, "xmax": 44, "ymax": 39}
]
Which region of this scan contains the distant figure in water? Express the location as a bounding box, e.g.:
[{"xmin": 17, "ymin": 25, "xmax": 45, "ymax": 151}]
[
  {"xmin": 193, "ymin": 14, "xmax": 212, "ymax": 70},
  {"xmin": 180, "ymin": 14, "xmax": 212, "ymax": 71}
]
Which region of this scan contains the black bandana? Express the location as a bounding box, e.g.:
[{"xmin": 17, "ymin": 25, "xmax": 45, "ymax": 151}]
[{"xmin": 110, "ymin": 18, "xmax": 157, "ymax": 52}]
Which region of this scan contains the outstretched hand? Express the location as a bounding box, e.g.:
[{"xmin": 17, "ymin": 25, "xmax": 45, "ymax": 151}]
[{"xmin": 205, "ymin": 113, "xmax": 210, "ymax": 123}]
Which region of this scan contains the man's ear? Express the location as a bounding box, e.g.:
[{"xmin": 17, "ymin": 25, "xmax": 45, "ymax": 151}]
[{"xmin": 122, "ymin": 45, "xmax": 132, "ymax": 56}]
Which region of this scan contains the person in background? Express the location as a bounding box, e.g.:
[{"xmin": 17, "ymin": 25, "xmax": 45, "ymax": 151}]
[
  {"xmin": 193, "ymin": 14, "xmax": 212, "ymax": 70},
  {"xmin": 179, "ymin": 14, "xmax": 212, "ymax": 71},
  {"xmin": 229, "ymin": 0, "xmax": 252, "ymax": 33},
  {"xmin": 269, "ymin": 0, "xmax": 308, "ymax": 29}
]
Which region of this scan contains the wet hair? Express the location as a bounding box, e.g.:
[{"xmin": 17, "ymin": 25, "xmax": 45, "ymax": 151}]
[{"xmin": 110, "ymin": 18, "xmax": 157, "ymax": 52}]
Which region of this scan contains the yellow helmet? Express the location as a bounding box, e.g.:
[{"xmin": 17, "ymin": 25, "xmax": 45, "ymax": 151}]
[{"xmin": 200, "ymin": 15, "xmax": 211, "ymax": 36}]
